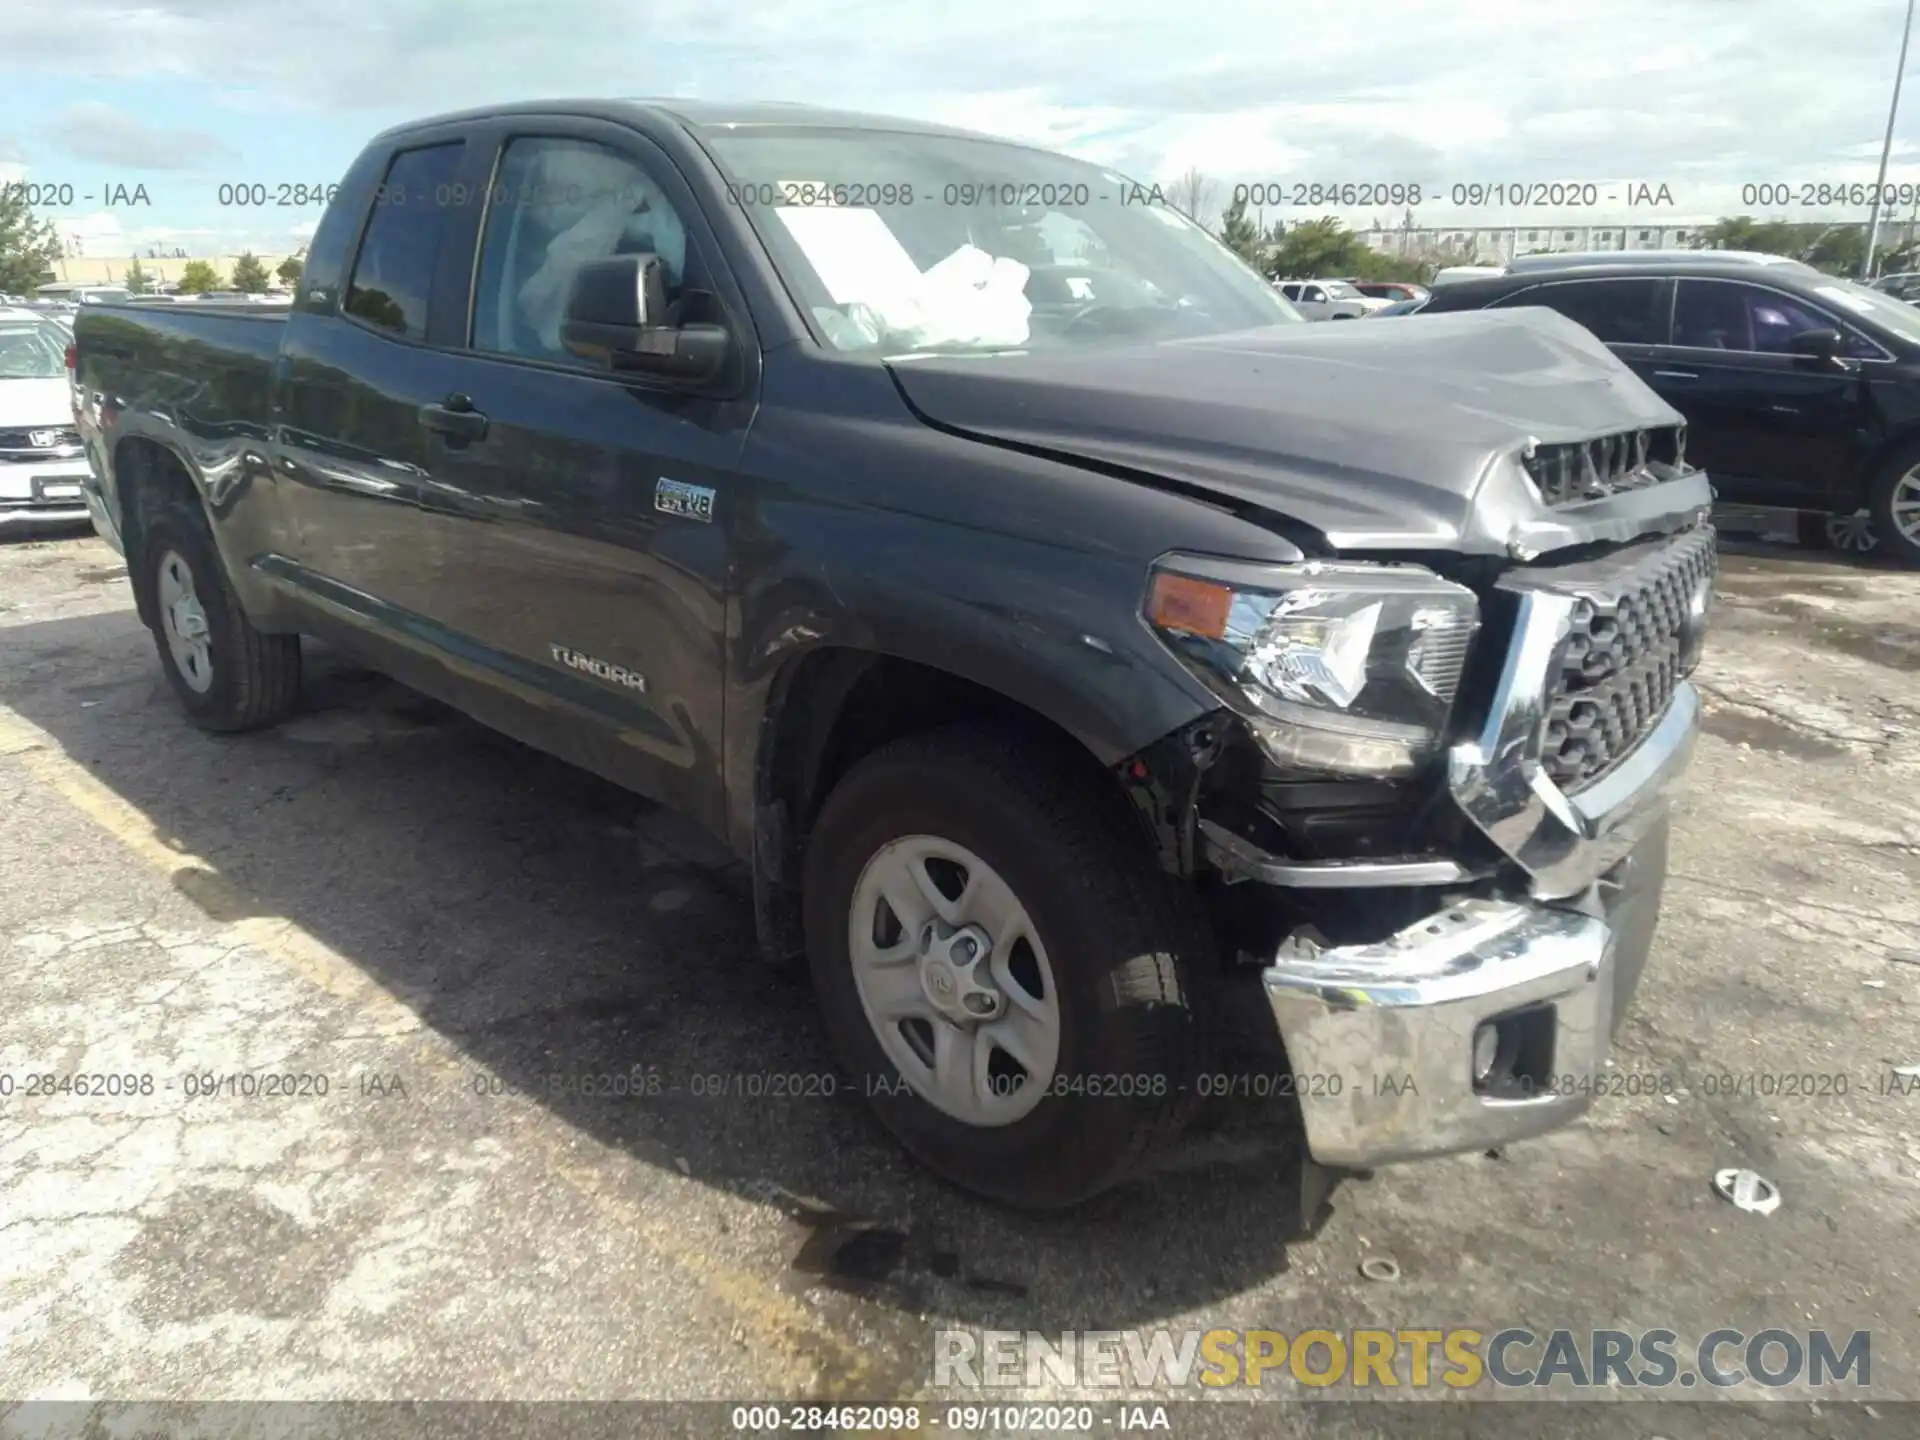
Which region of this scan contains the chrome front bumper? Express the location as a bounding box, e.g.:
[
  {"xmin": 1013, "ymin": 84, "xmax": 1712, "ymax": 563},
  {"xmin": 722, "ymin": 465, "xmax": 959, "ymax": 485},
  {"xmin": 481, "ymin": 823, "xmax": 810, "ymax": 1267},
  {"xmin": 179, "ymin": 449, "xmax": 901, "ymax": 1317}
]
[
  {"xmin": 1256, "ymin": 526, "xmax": 1706, "ymax": 1167},
  {"xmin": 1262, "ymin": 675, "xmax": 1694, "ymax": 1168},
  {"xmin": 1265, "ymin": 897, "xmax": 1613, "ymax": 1167}
]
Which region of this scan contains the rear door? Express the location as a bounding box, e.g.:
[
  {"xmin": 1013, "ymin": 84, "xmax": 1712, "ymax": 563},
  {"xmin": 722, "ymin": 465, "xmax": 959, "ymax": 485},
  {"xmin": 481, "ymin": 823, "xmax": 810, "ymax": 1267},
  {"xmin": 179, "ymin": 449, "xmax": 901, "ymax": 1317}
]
[
  {"xmin": 272, "ymin": 133, "xmax": 475, "ymax": 604},
  {"xmin": 380, "ymin": 117, "xmax": 757, "ymax": 832},
  {"xmin": 1645, "ymin": 279, "xmax": 1869, "ymax": 507}
]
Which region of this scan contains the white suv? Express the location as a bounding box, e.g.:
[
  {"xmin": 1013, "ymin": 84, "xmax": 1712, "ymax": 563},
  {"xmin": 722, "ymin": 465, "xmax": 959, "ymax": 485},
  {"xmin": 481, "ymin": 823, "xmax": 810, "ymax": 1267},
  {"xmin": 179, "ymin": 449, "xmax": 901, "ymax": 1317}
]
[{"xmin": 1273, "ymin": 279, "xmax": 1371, "ymax": 320}]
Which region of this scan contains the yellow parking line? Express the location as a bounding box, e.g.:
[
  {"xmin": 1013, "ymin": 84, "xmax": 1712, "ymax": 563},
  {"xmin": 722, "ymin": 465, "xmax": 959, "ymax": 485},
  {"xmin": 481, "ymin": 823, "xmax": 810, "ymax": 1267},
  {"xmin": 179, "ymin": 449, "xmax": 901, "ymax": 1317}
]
[{"xmin": 0, "ymin": 701, "xmax": 908, "ymax": 1403}]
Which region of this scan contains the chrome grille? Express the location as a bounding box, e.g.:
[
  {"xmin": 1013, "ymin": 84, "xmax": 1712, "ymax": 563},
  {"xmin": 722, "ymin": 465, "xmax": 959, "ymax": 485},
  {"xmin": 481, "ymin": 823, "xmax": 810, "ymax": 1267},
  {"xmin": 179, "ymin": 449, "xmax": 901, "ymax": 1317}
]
[
  {"xmin": 1523, "ymin": 424, "xmax": 1688, "ymax": 507},
  {"xmin": 0, "ymin": 426, "xmax": 83, "ymax": 464},
  {"xmin": 1506, "ymin": 524, "xmax": 1716, "ymax": 794}
]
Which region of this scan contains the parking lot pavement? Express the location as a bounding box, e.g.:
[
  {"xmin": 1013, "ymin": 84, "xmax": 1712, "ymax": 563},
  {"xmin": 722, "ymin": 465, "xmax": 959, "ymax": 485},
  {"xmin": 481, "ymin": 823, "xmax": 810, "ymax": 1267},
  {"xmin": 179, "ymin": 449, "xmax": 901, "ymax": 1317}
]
[{"xmin": 1, "ymin": 527, "xmax": 1917, "ymax": 1426}]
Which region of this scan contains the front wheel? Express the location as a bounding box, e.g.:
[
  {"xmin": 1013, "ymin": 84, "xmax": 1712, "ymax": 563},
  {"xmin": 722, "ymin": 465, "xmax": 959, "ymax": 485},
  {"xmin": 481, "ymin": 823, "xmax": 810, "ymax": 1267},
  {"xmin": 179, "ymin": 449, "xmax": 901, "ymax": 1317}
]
[
  {"xmin": 1868, "ymin": 449, "xmax": 1920, "ymax": 567},
  {"xmin": 802, "ymin": 726, "xmax": 1210, "ymax": 1209}
]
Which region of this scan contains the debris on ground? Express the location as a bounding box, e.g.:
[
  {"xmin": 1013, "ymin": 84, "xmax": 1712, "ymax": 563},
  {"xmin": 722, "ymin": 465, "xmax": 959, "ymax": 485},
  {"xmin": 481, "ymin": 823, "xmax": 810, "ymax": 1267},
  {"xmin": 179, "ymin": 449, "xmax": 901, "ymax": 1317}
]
[
  {"xmin": 1713, "ymin": 1168, "xmax": 1782, "ymax": 1217},
  {"xmin": 1359, "ymin": 1256, "xmax": 1402, "ymax": 1282}
]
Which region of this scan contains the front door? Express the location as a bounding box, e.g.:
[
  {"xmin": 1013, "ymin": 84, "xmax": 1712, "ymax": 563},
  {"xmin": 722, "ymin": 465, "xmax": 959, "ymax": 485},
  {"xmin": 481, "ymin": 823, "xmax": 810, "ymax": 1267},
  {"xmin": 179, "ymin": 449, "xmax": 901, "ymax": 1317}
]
[
  {"xmin": 1644, "ymin": 279, "xmax": 1866, "ymax": 508},
  {"xmin": 391, "ymin": 122, "xmax": 754, "ymax": 835}
]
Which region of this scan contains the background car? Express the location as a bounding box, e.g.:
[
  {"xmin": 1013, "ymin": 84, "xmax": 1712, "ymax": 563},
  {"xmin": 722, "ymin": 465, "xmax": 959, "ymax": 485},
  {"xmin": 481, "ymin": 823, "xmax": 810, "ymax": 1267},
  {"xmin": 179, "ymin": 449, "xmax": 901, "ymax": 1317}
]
[
  {"xmin": 1349, "ymin": 280, "xmax": 1429, "ymax": 306},
  {"xmin": 1272, "ymin": 278, "xmax": 1370, "ymax": 319},
  {"xmin": 1408, "ymin": 259, "xmax": 1920, "ymax": 564},
  {"xmin": 0, "ymin": 308, "xmax": 91, "ymax": 534},
  {"xmin": 1872, "ymin": 271, "xmax": 1920, "ymax": 304}
]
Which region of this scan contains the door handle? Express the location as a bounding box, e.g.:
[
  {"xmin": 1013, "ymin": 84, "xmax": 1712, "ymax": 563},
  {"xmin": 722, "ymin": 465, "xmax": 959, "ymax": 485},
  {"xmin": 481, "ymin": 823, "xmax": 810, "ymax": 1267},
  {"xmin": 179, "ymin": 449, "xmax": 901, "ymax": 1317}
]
[
  {"xmin": 418, "ymin": 398, "xmax": 489, "ymax": 441},
  {"xmin": 1652, "ymin": 370, "xmax": 1698, "ymax": 380}
]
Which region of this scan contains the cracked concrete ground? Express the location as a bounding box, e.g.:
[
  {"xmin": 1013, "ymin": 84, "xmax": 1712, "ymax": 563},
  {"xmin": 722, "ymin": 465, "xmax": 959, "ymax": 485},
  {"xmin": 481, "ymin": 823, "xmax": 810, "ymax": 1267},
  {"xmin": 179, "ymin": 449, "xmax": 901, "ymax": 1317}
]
[{"xmin": 0, "ymin": 521, "xmax": 1915, "ymax": 1437}]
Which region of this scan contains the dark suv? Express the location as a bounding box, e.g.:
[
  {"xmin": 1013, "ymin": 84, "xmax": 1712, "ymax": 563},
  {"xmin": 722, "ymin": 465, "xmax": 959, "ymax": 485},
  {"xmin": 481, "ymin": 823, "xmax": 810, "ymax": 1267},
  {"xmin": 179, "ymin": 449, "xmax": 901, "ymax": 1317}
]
[{"xmin": 1410, "ymin": 260, "xmax": 1920, "ymax": 563}]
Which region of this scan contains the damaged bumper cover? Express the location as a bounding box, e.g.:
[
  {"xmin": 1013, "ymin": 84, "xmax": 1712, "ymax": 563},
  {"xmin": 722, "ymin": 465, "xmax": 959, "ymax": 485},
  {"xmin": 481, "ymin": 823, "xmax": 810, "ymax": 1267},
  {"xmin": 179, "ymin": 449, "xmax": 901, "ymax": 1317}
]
[
  {"xmin": 1263, "ymin": 814, "xmax": 1668, "ymax": 1168},
  {"xmin": 1255, "ymin": 618, "xmax": 1698, "ymax": 1167}
]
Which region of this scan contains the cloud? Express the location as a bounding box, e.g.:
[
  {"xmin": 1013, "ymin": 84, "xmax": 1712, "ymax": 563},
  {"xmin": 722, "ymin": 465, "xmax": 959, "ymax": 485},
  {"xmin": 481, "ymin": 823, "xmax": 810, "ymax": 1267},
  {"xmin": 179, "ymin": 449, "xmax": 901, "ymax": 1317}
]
[
  {"xmin": 0, "ymin": 0, "xmax": 1915, "ymax": 230},
  {"xmin": 41, "ymin": 103, "xmax": 236, "ymax": 171}
]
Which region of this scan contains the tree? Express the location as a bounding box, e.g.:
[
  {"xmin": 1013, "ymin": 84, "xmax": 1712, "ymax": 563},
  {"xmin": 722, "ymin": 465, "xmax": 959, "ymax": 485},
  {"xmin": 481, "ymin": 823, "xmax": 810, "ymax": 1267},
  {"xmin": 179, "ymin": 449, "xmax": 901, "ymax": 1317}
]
[
  {"xmin": 1216, "ymin": 192, "xmax": 1267, "ymax": 269},
  {"xmin": 177, "ymin": 259, "xmax": 221, "ymax": 294},
  {"xmin": 231, "ymin": 251, "xmax": 270, "ymax": 293},
  {"xmin": 1802, "ymin": 225, "xmax": 1867, "ymax": 277},
  {"xmin": 275, "ymin": 253, "xmax": 304, "ymax": 287},
  {"xmin": 1168, "ymin": 167, "xmax": 1217, "ymax": 226},
  {"xmin": 124, "ymin": 258, "xmax": 153, "ymax": 295},
  {"xmin": 0, "ymin": 185, "xmax": 64, "ymax": 294},
  {"xmin": 1692, "ymin": 215, "xmax": 1877, "ymax": 277},
  {"xmin": 1265, "ymin": 216, "xmax": 1371, "ymax": 279}
]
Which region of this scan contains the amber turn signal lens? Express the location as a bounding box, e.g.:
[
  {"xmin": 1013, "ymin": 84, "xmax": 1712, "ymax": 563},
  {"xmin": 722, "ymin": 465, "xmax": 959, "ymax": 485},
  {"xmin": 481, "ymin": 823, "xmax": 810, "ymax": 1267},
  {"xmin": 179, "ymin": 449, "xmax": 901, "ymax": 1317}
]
[{"xmin": 1148, "ymin": 572, "xmax": 1233, "ymax": 639}]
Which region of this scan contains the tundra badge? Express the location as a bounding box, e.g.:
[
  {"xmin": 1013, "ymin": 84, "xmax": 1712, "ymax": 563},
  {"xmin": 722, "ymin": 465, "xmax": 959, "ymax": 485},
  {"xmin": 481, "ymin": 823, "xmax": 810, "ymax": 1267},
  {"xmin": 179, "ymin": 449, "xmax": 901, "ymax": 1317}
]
[
  {"xmin": 550, "ymin": 644, "xmax": 648, "ymax": 693},
  {"xmin": 655, "ymin": 477, "xmax": 716, "ymax": 523}
]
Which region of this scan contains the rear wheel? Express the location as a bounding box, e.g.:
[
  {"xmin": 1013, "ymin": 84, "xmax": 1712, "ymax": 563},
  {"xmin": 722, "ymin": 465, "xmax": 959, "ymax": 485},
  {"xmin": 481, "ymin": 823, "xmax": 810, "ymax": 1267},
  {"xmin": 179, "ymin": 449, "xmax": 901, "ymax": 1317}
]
[
  {"xmin": 138, "ymin": 499, "xmax": 302, "ymax": 731},
  {"xmin": 802, "ymin": 725, "xmax": 1210, "ymax": 1209}
]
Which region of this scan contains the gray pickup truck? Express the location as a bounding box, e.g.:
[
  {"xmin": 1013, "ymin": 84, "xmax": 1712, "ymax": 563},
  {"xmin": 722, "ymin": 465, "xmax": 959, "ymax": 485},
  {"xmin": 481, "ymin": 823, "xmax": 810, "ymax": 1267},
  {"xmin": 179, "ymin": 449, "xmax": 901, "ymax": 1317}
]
[{"xmin": 72, "ymin": 99, "xmax": 1714, "ymax": 1208}]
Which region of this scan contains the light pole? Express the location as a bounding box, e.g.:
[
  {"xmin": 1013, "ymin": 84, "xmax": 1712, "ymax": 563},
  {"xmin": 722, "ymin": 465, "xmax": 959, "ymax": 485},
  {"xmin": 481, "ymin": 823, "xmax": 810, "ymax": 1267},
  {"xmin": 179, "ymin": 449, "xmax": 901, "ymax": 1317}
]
[{"xmin": 1864, "ymin": 0, "xmax": 1918, "ymax": 279}]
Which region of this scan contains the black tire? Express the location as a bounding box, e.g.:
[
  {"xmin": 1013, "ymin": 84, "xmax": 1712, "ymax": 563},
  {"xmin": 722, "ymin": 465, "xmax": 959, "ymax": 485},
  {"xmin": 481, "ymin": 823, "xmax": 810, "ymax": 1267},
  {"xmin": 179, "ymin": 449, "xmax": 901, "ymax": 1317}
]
[
  {"xmin": 1867, "ymin": 444, "xmax": 1920, "ymax": 567},
  {"xmin": 138, "ymin": 498, "xmax": 302, "ymax": 731},
  {"xmin": 802, "ymin": 724, "xmax": 1211, "ymax": 1209}
]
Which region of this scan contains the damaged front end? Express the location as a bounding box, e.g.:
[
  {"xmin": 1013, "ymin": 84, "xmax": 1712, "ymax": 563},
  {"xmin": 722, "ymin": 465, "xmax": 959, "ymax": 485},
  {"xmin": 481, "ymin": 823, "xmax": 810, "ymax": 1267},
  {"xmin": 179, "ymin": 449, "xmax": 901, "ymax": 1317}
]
[{"xmin": 1119, "ymin": 455, "xmax": 1715, "ymax": 1170}]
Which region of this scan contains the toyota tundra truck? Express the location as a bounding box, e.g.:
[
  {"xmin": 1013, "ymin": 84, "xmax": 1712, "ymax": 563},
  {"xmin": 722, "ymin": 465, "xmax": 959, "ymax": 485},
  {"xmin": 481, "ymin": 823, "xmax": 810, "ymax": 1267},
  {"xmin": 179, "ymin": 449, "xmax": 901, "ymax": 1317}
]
[{"xmin": 71, "ymin": 100, "xmax": 1714, "ymax": 1209}]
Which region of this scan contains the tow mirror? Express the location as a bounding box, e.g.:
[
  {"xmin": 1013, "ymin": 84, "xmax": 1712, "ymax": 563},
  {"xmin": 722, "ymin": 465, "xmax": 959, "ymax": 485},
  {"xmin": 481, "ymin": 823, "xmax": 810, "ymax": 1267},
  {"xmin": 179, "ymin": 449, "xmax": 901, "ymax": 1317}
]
[{"xmin": 560, "ymin": 254, "xmax": 729, "ymax": 385}]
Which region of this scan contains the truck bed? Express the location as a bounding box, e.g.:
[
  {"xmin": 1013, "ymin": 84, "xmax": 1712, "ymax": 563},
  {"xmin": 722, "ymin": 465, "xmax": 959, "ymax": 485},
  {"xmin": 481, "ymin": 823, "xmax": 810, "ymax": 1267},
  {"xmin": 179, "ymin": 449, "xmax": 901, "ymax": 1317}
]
[{"xmin": 75, "ymin": 301, "xmax": 288, "ymax": 441}]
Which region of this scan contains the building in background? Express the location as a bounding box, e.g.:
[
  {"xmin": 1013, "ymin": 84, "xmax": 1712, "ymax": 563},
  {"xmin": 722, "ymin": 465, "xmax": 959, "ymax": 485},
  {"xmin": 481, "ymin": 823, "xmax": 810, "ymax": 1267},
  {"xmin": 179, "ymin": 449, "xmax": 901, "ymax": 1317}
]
[{"xmin": 1352, "ymin": 216, "xmax": 1920, "ymax": 264}]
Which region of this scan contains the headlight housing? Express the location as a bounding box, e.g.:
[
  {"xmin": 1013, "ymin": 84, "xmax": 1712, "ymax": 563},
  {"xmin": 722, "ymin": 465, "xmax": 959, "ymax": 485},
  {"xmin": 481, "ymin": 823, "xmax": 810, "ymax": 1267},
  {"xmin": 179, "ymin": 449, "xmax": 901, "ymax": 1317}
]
[{"xmin": 1146, "ymin": 556, "xmax": 1480, "ymax": 777}]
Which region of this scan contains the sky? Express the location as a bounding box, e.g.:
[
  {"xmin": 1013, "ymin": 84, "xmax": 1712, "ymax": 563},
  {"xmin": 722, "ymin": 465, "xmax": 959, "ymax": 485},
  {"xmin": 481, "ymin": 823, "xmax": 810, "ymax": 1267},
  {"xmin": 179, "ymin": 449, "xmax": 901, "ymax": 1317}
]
[{"xmin": 1, "ymin": 0, "xmax": 1917, "ymax": 259}]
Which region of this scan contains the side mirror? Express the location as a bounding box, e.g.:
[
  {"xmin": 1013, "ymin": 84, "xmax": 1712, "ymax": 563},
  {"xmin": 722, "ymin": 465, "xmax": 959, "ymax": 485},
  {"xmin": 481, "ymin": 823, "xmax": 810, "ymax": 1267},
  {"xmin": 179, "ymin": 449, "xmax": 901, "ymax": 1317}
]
[
  {"xmin": 1788, "ymin": 327, "xmax": 1843, "ymax": 364},
  {"xmin": 560, "ymin": 253, "xmax": 729, "ymax": 385}
]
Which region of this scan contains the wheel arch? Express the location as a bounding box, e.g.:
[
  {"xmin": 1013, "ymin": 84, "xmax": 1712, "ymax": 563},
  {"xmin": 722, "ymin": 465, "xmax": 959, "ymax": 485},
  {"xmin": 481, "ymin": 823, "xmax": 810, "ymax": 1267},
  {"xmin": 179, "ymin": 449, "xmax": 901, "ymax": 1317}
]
[
  {"xmin": 110, "ymin": 431, "xmax": 296, "ymax": 630},
  {"xmin": 747, "ymin": 644, "xmax": 1175, "ymax": 966}
]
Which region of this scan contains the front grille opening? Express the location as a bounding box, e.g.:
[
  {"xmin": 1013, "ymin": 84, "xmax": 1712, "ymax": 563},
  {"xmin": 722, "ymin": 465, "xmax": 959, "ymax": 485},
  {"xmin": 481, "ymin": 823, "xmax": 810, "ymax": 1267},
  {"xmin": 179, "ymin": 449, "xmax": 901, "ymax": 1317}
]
[
  {"xmin": 1537, "ymin": 525, "xmax": 1716, "ymax": 794},
  {"xmin": 1523, "ymin": 424, "xmax": 1686, "ymax": 507}
]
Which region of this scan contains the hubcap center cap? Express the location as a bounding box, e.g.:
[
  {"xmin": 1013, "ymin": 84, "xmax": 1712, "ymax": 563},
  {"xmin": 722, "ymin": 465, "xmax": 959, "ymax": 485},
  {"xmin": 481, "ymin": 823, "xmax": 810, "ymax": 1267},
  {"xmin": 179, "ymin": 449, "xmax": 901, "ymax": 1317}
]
[
  {"xmin": 171, "ymin": 597, "xmax": 209, "ymax": 643},
  {"xmin": 917, "ymin": 921, "xmax": 1001, "ymax": 1023}
]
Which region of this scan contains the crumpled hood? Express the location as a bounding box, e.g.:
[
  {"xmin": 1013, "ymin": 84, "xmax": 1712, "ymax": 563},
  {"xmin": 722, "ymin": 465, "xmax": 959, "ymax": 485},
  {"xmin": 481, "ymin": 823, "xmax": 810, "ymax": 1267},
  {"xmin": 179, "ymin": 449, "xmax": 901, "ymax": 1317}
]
[
  {"xmin": 885, "ymin": 307, "xmax": 1686, "ymax": 549},
  {"xmin": 0, "ymin": 378, "xmax": 72, "ymax": 430}
]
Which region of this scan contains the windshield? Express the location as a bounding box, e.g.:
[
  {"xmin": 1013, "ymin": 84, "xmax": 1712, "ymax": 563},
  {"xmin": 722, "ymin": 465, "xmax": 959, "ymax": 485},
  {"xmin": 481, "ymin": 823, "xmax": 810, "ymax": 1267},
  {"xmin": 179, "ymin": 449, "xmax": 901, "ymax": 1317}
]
[
  {"xmin": 1321, "ymin": 281, "xmax": 1364, "ymax": 299},
  {"xmin": 0, "ymin": 322, "xmax": 67, "ymax": 378},
  {"xmin": 700, "ymin": 127, "xmax": 1302, "ymax": 355}
]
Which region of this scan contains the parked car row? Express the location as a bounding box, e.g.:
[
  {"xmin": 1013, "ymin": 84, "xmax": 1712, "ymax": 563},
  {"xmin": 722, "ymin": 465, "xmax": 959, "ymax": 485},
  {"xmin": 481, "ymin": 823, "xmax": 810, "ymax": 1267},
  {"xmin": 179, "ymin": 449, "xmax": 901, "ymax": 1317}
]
[{"xmin": 1375, "ymin": 251, "xmax": 1920, "ymax": 564}]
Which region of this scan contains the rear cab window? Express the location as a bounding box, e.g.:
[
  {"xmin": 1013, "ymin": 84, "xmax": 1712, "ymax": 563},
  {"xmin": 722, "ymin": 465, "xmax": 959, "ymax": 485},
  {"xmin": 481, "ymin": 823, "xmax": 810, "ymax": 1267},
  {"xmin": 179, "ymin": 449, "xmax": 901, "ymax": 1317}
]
[{"xmin": 343, "ymin": 142, "xmax": 466, "ymax": 338}]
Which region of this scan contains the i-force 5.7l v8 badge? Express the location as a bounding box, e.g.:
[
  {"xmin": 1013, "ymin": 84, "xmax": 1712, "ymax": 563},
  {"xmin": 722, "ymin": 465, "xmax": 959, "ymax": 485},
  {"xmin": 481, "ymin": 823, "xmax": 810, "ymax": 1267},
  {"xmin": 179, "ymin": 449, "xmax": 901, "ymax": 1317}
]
[{"xmin": 655, "ymin": 477, "xmax": 716, "ymax": 523}]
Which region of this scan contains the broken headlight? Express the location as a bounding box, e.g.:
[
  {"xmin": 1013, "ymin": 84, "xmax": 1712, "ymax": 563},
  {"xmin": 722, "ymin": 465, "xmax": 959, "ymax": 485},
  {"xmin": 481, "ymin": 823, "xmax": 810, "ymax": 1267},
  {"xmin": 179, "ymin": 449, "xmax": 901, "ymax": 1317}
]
[{"xmin": 1145, "ymin": 556, "xmax": 1480, "ymax": 778}]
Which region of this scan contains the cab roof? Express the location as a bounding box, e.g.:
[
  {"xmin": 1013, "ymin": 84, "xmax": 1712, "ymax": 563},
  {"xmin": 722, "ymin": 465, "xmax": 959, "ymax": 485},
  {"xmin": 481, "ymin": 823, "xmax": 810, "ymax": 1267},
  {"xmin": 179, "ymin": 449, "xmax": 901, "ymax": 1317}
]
[{"xmin": 376, "ymin": 98, "xmax": 1020, "ymax": 148}]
